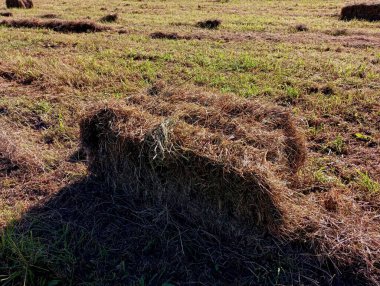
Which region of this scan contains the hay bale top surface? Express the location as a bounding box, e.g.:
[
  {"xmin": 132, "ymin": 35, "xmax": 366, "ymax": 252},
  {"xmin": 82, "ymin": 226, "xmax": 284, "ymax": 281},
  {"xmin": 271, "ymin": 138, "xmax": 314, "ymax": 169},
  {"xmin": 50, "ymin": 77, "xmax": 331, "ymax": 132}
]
[{"xmin": 82, "ymin": 88, "xmax": 306, "ymax": 178}]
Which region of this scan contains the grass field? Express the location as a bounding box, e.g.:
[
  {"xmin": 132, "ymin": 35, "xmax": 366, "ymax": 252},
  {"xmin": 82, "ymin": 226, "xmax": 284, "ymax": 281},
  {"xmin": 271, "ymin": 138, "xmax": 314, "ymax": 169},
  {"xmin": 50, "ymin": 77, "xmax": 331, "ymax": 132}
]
[{"xmin": 0, "ymin": 0, "xmax": 380, "ymax": 285}]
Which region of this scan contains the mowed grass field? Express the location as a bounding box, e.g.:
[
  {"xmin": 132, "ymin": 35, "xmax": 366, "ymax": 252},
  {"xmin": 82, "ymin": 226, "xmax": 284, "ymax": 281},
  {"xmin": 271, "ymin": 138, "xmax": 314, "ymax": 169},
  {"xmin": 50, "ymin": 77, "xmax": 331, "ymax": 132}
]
[{"xmin": 0, "ymin": 0, "xmax": 380, "ymax": 285}]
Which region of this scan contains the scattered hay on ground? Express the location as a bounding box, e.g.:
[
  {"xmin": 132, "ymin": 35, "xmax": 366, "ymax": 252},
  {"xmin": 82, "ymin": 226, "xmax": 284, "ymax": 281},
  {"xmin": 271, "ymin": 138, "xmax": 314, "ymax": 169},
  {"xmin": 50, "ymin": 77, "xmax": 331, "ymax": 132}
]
[
  {"xmin": 196, "ymin": 19, "xmax": 221, "ymax": 29},
  {"xmin": 38, "ymin": 13, "xmax": 59, "ymax": 19},
  {"xmin": 0, "ymin": 18, "xmax": 109, "ymax": 33},
  {"xmin": 5, "ymin": 0, "xmax": 33, "ymax": 9},
  {"xmin": 100, "ymin": 13, "xmax": 118, "ymax": 22},
  {"xmin": 341, "ymin": 3, "xmax": 380, "ymax": 21},
  {"xmin": 0, "ymin": 124, "xmax": 44, "ymax": 177},
  {"xmin": 0, "ymin": 12, "xmax": 13, "ymax": 17}
]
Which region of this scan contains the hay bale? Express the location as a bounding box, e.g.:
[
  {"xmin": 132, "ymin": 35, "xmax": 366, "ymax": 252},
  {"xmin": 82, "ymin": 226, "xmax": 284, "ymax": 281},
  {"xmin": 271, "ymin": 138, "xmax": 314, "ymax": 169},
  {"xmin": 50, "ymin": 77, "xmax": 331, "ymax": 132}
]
[
  {"xmin": 196, "ymin": 19, "xmax": 221, "ymax": 29},
  {"xmin": 5, "ymin": 0, "xmax": 33, "ymax": 9},
  {"xmin": 341, "ymin": 3, "xmax": 380, "ymax": 21},
  {"xmin": 80, "ymin": 90, "xmax": 306, "ymax": 230},
  {"xmin": 100, "ymin": 13, "xmax": 118, "ymax": 22}
]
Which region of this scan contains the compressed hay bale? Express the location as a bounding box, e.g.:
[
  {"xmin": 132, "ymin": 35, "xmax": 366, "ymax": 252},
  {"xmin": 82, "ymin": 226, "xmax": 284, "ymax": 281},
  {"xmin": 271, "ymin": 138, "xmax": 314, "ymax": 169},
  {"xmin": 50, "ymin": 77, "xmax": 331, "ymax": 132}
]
[
  {"xmin": 81, "ymin": 92, "xmax": 306, "ymax": 230},
  {"xmin": 6, "ymin": 0, "xmax": 33, "ymax": 9},
  {"xmin": 341, "ymin": 3, "xmax": 380, "ymax": 21}
]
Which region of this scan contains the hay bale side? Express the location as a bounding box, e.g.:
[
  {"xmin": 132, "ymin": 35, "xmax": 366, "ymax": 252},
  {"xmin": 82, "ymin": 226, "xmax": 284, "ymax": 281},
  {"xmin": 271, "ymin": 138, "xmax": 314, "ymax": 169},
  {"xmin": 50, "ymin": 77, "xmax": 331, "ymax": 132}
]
[
  {"xmin": 6, "ymin": 0, "xmax": 33, "ymax": 9},
  {"xmin": 80, "ymin": 104, "xmax": 297, "ymax": 230},
  {"xmin": 341, "ymin": 3, "xmax": 380, "ymax": 21}
]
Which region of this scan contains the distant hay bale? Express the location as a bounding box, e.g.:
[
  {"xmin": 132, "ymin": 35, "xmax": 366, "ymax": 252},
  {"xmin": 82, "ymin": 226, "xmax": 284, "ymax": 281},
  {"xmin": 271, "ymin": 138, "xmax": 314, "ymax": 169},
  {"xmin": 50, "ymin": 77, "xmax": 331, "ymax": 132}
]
[
  {"xmin": 341, "ymin": 3, "xmax": 380, "ymax": 21},
  {"xmin": 294, "ymin": 24, "xmax": 308, "ymax": 32},
  {"xmin": 0, "ymin": 18, "xmax": 109, "ymax": 33},
  {"xmin": 6, "ymin": 0, "xmax": 33, "ymax": 9},
  {"xmin": 100, "ymin": 13, "xmax": 118, "ymax": 22},
  {"xmin": 196, "ymin": 19, "xmax": 221, "ymax": 29},
  {"xmin": 80, "ymin": 90, "xmax": 306, "ymax": 230}
]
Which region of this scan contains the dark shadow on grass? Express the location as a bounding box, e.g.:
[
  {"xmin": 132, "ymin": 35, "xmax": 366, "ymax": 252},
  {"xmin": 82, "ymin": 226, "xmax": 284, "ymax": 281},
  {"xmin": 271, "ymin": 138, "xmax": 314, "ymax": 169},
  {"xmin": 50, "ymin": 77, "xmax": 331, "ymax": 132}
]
[{"xmin": 1, "ymin": 177, "xmax": 366, "ymax": 286}]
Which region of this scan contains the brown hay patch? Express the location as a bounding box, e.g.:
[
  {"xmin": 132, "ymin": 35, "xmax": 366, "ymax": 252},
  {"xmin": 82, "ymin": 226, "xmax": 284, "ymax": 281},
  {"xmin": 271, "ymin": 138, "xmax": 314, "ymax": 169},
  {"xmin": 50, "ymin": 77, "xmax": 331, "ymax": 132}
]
[
  {"xmin": 0, "ymin": 18, "xmax": 109, "ymax": 33},
  {"xmin": 0, "ymin": 126, "xmax": 44, "ymax": 177},
  {"xmin": 100, "ymin": 13, "xmax": 118, "ymax": 22},
  {"xmin": 196, "ymin": 19, "xmax": 222, "ymax": 29},
  {"xmin": 294, "ymin": 24, "xmax": 308, "ymax": 32},
  {"xmin": 341, "ymin": 3, "xmax": 380, "ymax": 21},
  {"xmin": 6, "ymin": 0, "xmax": 33, "ymax": 9},
  {"xmin": 39, "ymin": 13, "xmax": 59, "ymax": 19},
  {"xmin": 150, "ymin": 31, "xmax": 180, "ymax": 40}
]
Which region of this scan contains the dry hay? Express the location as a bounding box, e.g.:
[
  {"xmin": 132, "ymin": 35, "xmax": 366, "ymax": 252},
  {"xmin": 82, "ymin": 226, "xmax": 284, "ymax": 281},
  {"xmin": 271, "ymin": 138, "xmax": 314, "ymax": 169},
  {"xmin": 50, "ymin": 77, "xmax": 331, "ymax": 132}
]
[
  {"xmin": 196, "ymin": 19, "xmax": 222, "ymax": 29},
  {"xmin": 0, "ymin": 125, "xmax": 44, "ymax": 177},
  {"xmin": 80, "ymin": 86, "xmax": 380, "ymax": 283},
  {"xmin": 150, "ymin": 31, "xmax": 180, "ymax": 40},
  {"xmin": 38, "ymin": 13, "xmax": 59, "ymax": 19},
  {"xmin": 5, "ymin": 0, "xmax": 33, "ymax": 9},
  {"xmin": 100, "ymin": 13, "xmax": 118, "ymax": 23},
  {"xmin": 81, "ymin": 88, "xmax": 306, "ymax": 231},
  {"xmin": 0, "ymin": 18, "xmax": 109, "ymax": 33},
  {"xmin": 341, "ymin": 3, "xmax": 380, "ymax": 21}
]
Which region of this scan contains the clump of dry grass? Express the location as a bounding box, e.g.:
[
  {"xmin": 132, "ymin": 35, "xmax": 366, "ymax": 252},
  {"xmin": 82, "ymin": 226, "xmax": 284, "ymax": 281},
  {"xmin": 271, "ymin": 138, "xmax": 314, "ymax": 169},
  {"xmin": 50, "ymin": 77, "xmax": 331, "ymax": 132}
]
[
  {"xmin": 150, "ymin": 31, "xmax": 180, "ymax": 40},
  {"xmin": 0, "ymin": 12, "xmax": 13, "ymax": 17},
  {"xmin": 0, "ymin": 18, "xmax": 109, "ymax": 33},
  {"xmin": 38, "ymin": 13, "xmax": 59, "ymax": 19},
  {"xmin": 6, "ymin": 0, "xmax": 33, "ymax": 9},
  {"xmin": 0, "ymin": 124, "xmax": 44, "ymax": 177},
  {"xmin": 341, "ymin": 3, "xmax": 380, "ymax": 21},
  {"xmin": 100, "ymin": 13, "xmax": 118, "ymax": 22},
  {"xmin": 196, "ymin": 19, "xmax": 221, "ymax": 29},
  {"xmin": 294, "ymin": 24, "xmax": 308, "ymax": 32}
]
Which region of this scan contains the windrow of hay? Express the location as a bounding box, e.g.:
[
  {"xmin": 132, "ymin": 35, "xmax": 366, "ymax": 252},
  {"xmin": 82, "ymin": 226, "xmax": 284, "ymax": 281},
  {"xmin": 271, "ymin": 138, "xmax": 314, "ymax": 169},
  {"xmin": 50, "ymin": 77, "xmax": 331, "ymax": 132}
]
[
  {"xmin": 341, "ymin": 3, "xmax": 380, "ymax": 21},
  {"xmin": 0, "ymin": 18, "xmax": 109, "ymax": 33}
]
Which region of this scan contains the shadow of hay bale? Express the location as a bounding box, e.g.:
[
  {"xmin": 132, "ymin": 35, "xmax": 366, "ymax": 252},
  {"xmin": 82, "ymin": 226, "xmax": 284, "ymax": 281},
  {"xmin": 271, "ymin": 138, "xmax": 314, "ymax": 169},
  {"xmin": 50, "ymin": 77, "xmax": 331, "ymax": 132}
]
[
  {"xmin": 341, "ymin": 3, "xmax": 380, "ymax": 21},
  {"xmin": 0, "ymin": 178, "xmax": 363, "ymax": 285}
]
